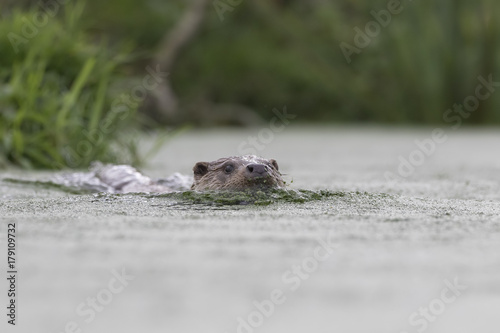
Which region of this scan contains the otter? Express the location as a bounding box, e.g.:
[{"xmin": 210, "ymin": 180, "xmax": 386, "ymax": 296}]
[
  {"xmin": 191, "ymin": 155, "xmax": 284, "ymax": 191},
  {"xmin": 54, "ymin": 155, "xmax": 285, "ymax": 193}
]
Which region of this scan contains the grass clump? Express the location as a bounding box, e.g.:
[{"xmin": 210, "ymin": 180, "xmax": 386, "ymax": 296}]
[{"xmin": 0, "ymin": 3, "xmax": 139, "ymax": 169}]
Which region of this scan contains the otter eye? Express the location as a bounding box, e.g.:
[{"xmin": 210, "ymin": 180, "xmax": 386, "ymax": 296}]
[{"xmin": 224, "ymin": 164, "xmax": 234, "ymax": 174}]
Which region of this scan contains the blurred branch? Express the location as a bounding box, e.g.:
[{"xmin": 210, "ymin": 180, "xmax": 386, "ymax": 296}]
[
  {"xmin": 154, "ymin": 0, "xmax": 210, "ymax": 70},
  {"xmin": 144, "ymin": 0, "xmax": 211, "ymax": 124}
]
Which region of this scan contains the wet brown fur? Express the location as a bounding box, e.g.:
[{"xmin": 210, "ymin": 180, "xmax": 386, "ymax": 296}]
[{"xmin": 191, "ymin": 155, "xmax": 284, "ymax": 191}]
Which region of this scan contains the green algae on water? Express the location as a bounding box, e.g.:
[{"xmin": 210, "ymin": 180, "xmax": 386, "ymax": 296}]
[{"xmin": 2, "ymin": 177, "xmax": 390, "ymax": 207}]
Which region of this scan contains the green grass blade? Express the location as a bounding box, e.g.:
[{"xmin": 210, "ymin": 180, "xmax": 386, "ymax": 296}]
[{"xmin": 56, "ymin": 57, "xmax": 96, "ymax": 130}]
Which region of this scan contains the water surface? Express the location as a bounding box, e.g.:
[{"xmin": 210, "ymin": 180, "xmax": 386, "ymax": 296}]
[{"xmin": 1, "ymin": 127, "xmax": 499, "ymax": 333}]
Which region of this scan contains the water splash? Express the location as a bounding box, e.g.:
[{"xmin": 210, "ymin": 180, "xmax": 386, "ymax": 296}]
[{"xmin": 2, "ymin": 177, "xmax": 351, "ymax": 206}]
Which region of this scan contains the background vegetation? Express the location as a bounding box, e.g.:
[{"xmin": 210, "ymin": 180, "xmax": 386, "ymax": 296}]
[
  {"xmin": 85, "ymin": 0, "xmax": 500, "ymax": 124},
  {"xmin": 1, "ymin": 0, "xmax": 499, "ymax": 168},
  {"xmin": 0, "ymin": 3, "xmax": 141, "ymax": 168}
]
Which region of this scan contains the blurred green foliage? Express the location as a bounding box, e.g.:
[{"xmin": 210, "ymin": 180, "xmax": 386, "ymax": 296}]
[
  {"xmin": 81, "ymin": 0, "xmax": 500, "ymax": 124},
  {"xmin": 0, "ymin": 3, "xmax": 140, "ymax": 169},
  {"xmin": 185, "ymin": 0, "xmax": 500, "ymax": 124}
]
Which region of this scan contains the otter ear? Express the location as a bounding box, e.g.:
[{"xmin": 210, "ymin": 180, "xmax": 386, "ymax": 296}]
[
  {"xmin": 193, "ymin": 162, "xmax": 209, "ymax": 177},
  {"xmin": 269, "ymin": 159, "xmax": 279, "ymax": 171}
]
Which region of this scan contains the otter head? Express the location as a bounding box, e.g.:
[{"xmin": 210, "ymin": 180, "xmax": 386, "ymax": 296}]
[{"xmin": 191, "ymin": 155, "xmax": 285, "ymax": 191}]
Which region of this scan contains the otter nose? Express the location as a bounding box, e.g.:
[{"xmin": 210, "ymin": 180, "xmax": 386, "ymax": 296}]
[{"xmin": 246, "ymin": 164, "xmax": 267, "ymax": 175}]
